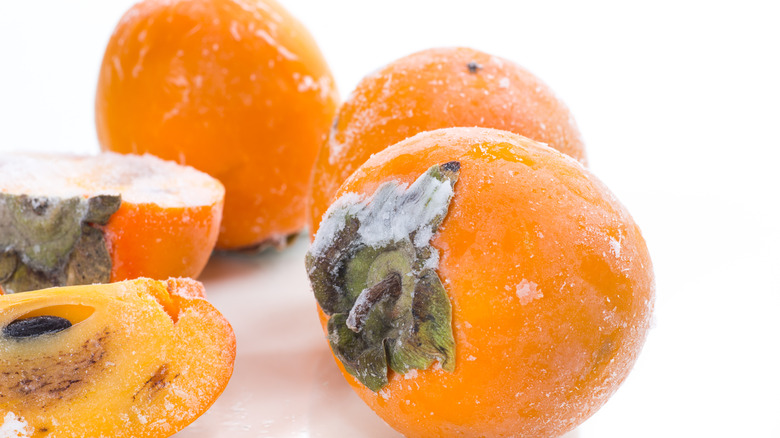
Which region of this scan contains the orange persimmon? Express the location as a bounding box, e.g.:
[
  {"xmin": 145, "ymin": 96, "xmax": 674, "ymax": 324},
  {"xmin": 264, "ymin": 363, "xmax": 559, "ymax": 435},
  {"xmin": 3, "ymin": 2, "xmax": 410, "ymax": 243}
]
[
  {"xmin": 306, "ymin": 128, "xmax": 653, "ymax": 437},
  {"xmin": 96, "ymin": 0, "xmax": 339, "ymax": 250},
  {"xmin": 308, "ymin": 47, "xmax": 586, "ymax": 231},
  {"xmin": 0, "ymin": 153, "xmax": 223, "ymax": 293},
  {"xmin": 0, "ymin": 277, "xmax": 236, "ymax": 437}
]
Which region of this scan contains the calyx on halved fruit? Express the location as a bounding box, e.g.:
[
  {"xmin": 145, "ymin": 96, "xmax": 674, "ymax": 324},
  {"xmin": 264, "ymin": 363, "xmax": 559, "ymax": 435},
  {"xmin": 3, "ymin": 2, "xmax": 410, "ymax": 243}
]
[
  {"xmin": 306, "ymin": 162, "xmax": 460, "ymax": 391},
  {"xmin": 0, "ymin": 193, "xmax": 120, "ymax": 293},
  {"xmin": 0, "ymin": 153, "xmax": 225, "ymax": 293},
  {"xmin": 0, "ymin": 278, "xmax": 235, "ymax": 438}
]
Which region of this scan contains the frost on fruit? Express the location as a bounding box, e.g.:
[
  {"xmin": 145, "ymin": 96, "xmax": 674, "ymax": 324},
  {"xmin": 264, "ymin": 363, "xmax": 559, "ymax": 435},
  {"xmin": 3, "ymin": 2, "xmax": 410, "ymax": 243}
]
[
  {"xmin": 306, "ymin": 162, "xmax": 460, "ymax": 392},
  {"xmin": 0, "ymin": 194, "xmax": 121, "ymax": 293}
]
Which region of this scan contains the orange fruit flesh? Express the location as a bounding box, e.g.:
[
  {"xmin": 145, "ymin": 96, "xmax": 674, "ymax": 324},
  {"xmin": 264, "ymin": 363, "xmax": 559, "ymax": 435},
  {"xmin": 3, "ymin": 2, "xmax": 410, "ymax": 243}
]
[
  {"xmin": 96, "ymin": 0, "xmax": 339, "ymax": 250},
  {"xmin": 315, "ymin": 128, "xmax": 653, "ymax": 437},
  {"xmin": 309, "ymin": 46, "xmax": 586, "ymax": 231},
  {"xmin": 0, "ymin": 278, "xmax": 235, "ymax": 437}
]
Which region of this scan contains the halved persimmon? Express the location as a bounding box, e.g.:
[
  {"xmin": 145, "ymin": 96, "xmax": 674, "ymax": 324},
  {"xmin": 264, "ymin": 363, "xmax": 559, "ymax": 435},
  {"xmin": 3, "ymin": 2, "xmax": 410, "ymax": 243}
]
[
  {"xmin": 0, "ymin": 153, "xmax": 223, "ymax": 293},
  {"xmin": 308, "ymin": 47, "xmax": 586, "ymax": 231},
  {"xmin": 96, "ymin": 0, "xmax": 339, "ymax": 250},
  {"xmin": 0, "ymin": 277, "xmax": 235, "ymax": 437},
  {"xmin": 307, "ymin": 128, "xmax": 653, "ymax": 437}
]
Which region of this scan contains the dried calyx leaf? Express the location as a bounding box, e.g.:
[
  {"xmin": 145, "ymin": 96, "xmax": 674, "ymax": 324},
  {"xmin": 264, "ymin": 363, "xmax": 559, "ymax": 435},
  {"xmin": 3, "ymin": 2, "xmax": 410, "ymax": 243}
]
[
  {"xmin": 0, "ymin": 194, "xmax": 121, "ymax": 293},
  {"xmin": 306, "ymin": 162, "xmax": 460, "ymax": 391}
]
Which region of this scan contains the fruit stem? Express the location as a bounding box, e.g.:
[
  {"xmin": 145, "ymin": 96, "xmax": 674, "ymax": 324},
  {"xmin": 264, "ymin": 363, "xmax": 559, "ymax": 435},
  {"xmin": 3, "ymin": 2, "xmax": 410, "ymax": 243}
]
[{"xmin": 346, "ymin": 272, "xmax": 402, "ymax": 333}]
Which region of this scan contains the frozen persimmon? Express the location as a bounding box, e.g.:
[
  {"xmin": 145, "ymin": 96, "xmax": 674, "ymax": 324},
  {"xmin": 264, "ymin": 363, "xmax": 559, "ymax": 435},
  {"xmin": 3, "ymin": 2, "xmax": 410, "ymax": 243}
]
[
  {"xmin": 308, "ymin": 47, "xmax": 586, "ymax": 231},
  {"xmin": 306, "ymin": 128, "xmax": 653, "ymax": 437},
  {"xmin": 96, "ymin": 0, "xmax": 339, "ymax": 250},
  {"xmin": 0, "ymin": 277, "xmax": 235, "ymax": 437},
  {"xmin": 0, "ymin": 153, "xmax": 223, "ymax": 293}
]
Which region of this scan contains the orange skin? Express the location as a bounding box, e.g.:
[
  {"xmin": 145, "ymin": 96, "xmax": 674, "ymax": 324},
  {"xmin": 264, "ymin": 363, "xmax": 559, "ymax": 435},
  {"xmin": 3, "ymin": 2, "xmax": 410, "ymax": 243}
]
[
  {"xmin": 315, "ymin": 128, "xmax": 653, "ymax": 437},
  {"xmin": 104, "ymin": 199, "xmax": 223, "ymax": 282},
  {"xmin": 97, "ymin": 0, "xmax": 339, "ymax": 250},
  {"xmin": 0, "ymin": 199, "xmax": 222, "ymax": 294},
  {"xmin": 308, "ymin": 47, "xmax": 586, "ymax": 231}
]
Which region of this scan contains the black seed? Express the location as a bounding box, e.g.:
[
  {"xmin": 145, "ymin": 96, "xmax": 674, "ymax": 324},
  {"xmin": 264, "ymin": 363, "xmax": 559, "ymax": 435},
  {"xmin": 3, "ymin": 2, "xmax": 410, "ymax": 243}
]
[
  {"xmin": 3, "ymin": 316, "xmax": 72, "ymax": 339},
  {"xmin": 467, "ymin": 61, "xmax": 482, "ymax": 74},
  {"xmin": 441, "ymin": 161, "xmax": 461, "ymax": 173}
]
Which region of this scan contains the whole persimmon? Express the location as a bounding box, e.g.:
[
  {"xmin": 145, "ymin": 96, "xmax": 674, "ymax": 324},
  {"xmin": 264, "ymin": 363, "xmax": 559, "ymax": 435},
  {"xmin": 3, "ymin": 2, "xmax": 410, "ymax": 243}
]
[
  {"xmin": 308, "ymin": 47, "xmax": 586, "ymax": 231},
  {"xmin": 306, "ymin": 128, "xmax": 653, "ymax": 437},
  {"xmin": 96, "ymin": 0, "xmax": 339, "ymax": 250}
]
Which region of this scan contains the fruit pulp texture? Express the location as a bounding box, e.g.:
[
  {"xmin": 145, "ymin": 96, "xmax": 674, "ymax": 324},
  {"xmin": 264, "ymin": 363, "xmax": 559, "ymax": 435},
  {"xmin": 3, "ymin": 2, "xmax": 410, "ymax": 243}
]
[{"xmin": 0, "ymin": 278, "xmax": 235, "ymax": 437}]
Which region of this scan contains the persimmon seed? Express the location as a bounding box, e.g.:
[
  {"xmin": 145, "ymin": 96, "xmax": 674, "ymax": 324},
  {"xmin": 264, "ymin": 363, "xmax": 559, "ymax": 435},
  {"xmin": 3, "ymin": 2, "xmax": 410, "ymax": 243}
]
[{"xmin": 3, "ymin": 316, "xmax": 72, "ymax": 339}]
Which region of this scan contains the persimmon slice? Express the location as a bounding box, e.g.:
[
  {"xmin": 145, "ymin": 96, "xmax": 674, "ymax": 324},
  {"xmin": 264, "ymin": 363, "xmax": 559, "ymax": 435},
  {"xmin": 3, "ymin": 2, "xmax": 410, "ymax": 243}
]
[
  {"xmin": 0, "ymin": 277, "xmax": 235, "ymax": 438},
  {"xmin": 0, "ymin": 153, "xmax": 224, "ymax": 293}
]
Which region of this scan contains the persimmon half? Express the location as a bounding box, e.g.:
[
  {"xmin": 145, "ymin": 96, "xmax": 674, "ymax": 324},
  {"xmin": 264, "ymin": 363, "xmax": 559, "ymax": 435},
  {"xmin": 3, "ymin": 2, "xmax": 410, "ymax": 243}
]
[
  {"xmin": 96, "ymin": 0, "xmax": 339, "ymax": 250},
  {"xmin": 0, "ymin": 153, "xmax": 223, "ymax": 293},
  {"xmin": 0, "ymin": 277, "xmax": 235, "ymax": 437},
  {"xmin": 306, "ymin": 128, "xmax": 653, "ymax": 437},
  {"xmin": 308, "ymin": 47, "xmax": 586, "ymax": 232}
]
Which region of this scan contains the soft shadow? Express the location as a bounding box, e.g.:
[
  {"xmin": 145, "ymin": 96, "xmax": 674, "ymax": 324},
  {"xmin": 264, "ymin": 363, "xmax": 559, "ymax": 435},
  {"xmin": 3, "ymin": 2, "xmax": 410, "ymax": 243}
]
[{"xmin": 198, "ymin": 236, "xmax": 309, "ymax": 284}]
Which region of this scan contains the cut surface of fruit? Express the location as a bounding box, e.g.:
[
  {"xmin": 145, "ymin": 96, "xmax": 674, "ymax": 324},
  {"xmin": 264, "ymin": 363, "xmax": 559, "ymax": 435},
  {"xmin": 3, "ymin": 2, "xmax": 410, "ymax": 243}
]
[
  {"xmin": 0, "ymin": 277, "xmax": 235, "ymax": 438},
  {"xmin": 308, "ymin": 46, "xmax": 586, "ymax": 233},
  {"xmin": 0, "ymin": 153, "xmax": 224, "ymax": 293},
  {"xmin": 96, "ymin": 0, "xmax": 339, "ymax": 251},
  {"xmin": 308, "ymin": 127, "xmax": 654, "ymax": 438}
]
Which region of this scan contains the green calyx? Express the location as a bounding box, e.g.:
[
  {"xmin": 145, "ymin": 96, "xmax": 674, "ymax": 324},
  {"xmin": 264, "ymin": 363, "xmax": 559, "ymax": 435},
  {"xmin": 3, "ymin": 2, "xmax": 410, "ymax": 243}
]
[
  {"xmin": 0, "ymin": 193, "xmax": 121, "ymax": 293},
  {"xmin": 306, "ymin": 161, "xmax": 460, "ymax": 392}
]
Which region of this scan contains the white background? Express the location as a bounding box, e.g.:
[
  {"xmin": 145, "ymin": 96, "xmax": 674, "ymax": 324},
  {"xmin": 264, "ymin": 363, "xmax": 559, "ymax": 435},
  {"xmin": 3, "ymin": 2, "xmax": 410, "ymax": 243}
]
[{"xmin": 1, "ymin": 1, "xmax": 779, "ymax": 437}]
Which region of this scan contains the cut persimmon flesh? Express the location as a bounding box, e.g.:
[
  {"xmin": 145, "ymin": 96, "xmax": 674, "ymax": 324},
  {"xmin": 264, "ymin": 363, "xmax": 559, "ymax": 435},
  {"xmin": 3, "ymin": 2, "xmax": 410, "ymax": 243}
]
[
  {"xmin": 0, "ymin": 153, "xmax": 224, "ymax": 293},
  {"xmin": 0, "ymin": 277, "xmax": 235, "ymax": 437}
]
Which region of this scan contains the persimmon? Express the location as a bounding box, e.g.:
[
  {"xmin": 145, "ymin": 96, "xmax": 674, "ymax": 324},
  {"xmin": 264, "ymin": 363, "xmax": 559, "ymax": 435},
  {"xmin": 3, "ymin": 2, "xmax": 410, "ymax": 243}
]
[
  {"xmin": 0, "ymin": 153, "xmax": 224, "ymax": 293},
  {"xmin": 308, "ymin": 47, "xmax": 586, "ymax": 232},
  {"xmin": 0, "ymin": 277, "xmax": 235, "ymax": 437},
  {"xmin": 306, "ymin": 128, "xmax": 654, "ymax": 437},
  {"xmin": 96, "ymin": 0, "xmax": 339, "ymax": 251}
]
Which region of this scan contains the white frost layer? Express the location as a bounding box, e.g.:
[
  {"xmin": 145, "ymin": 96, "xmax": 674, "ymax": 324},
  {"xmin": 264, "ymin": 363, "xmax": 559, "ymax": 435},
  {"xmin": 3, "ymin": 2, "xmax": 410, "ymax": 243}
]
[
  {"xmin": 0, "ymin": 152, "xmax": 223, "ymax": 208},
  {"xmin": 514, "ymin": 279, "xmax": 543, "ymax": 305},
  {"xmin": 0, "ymin": 412, "xmax": 31, "ymax": 438},
  {"xmin": 310, "ymin": 167, "xmax": 454, "ymax": 259}
]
